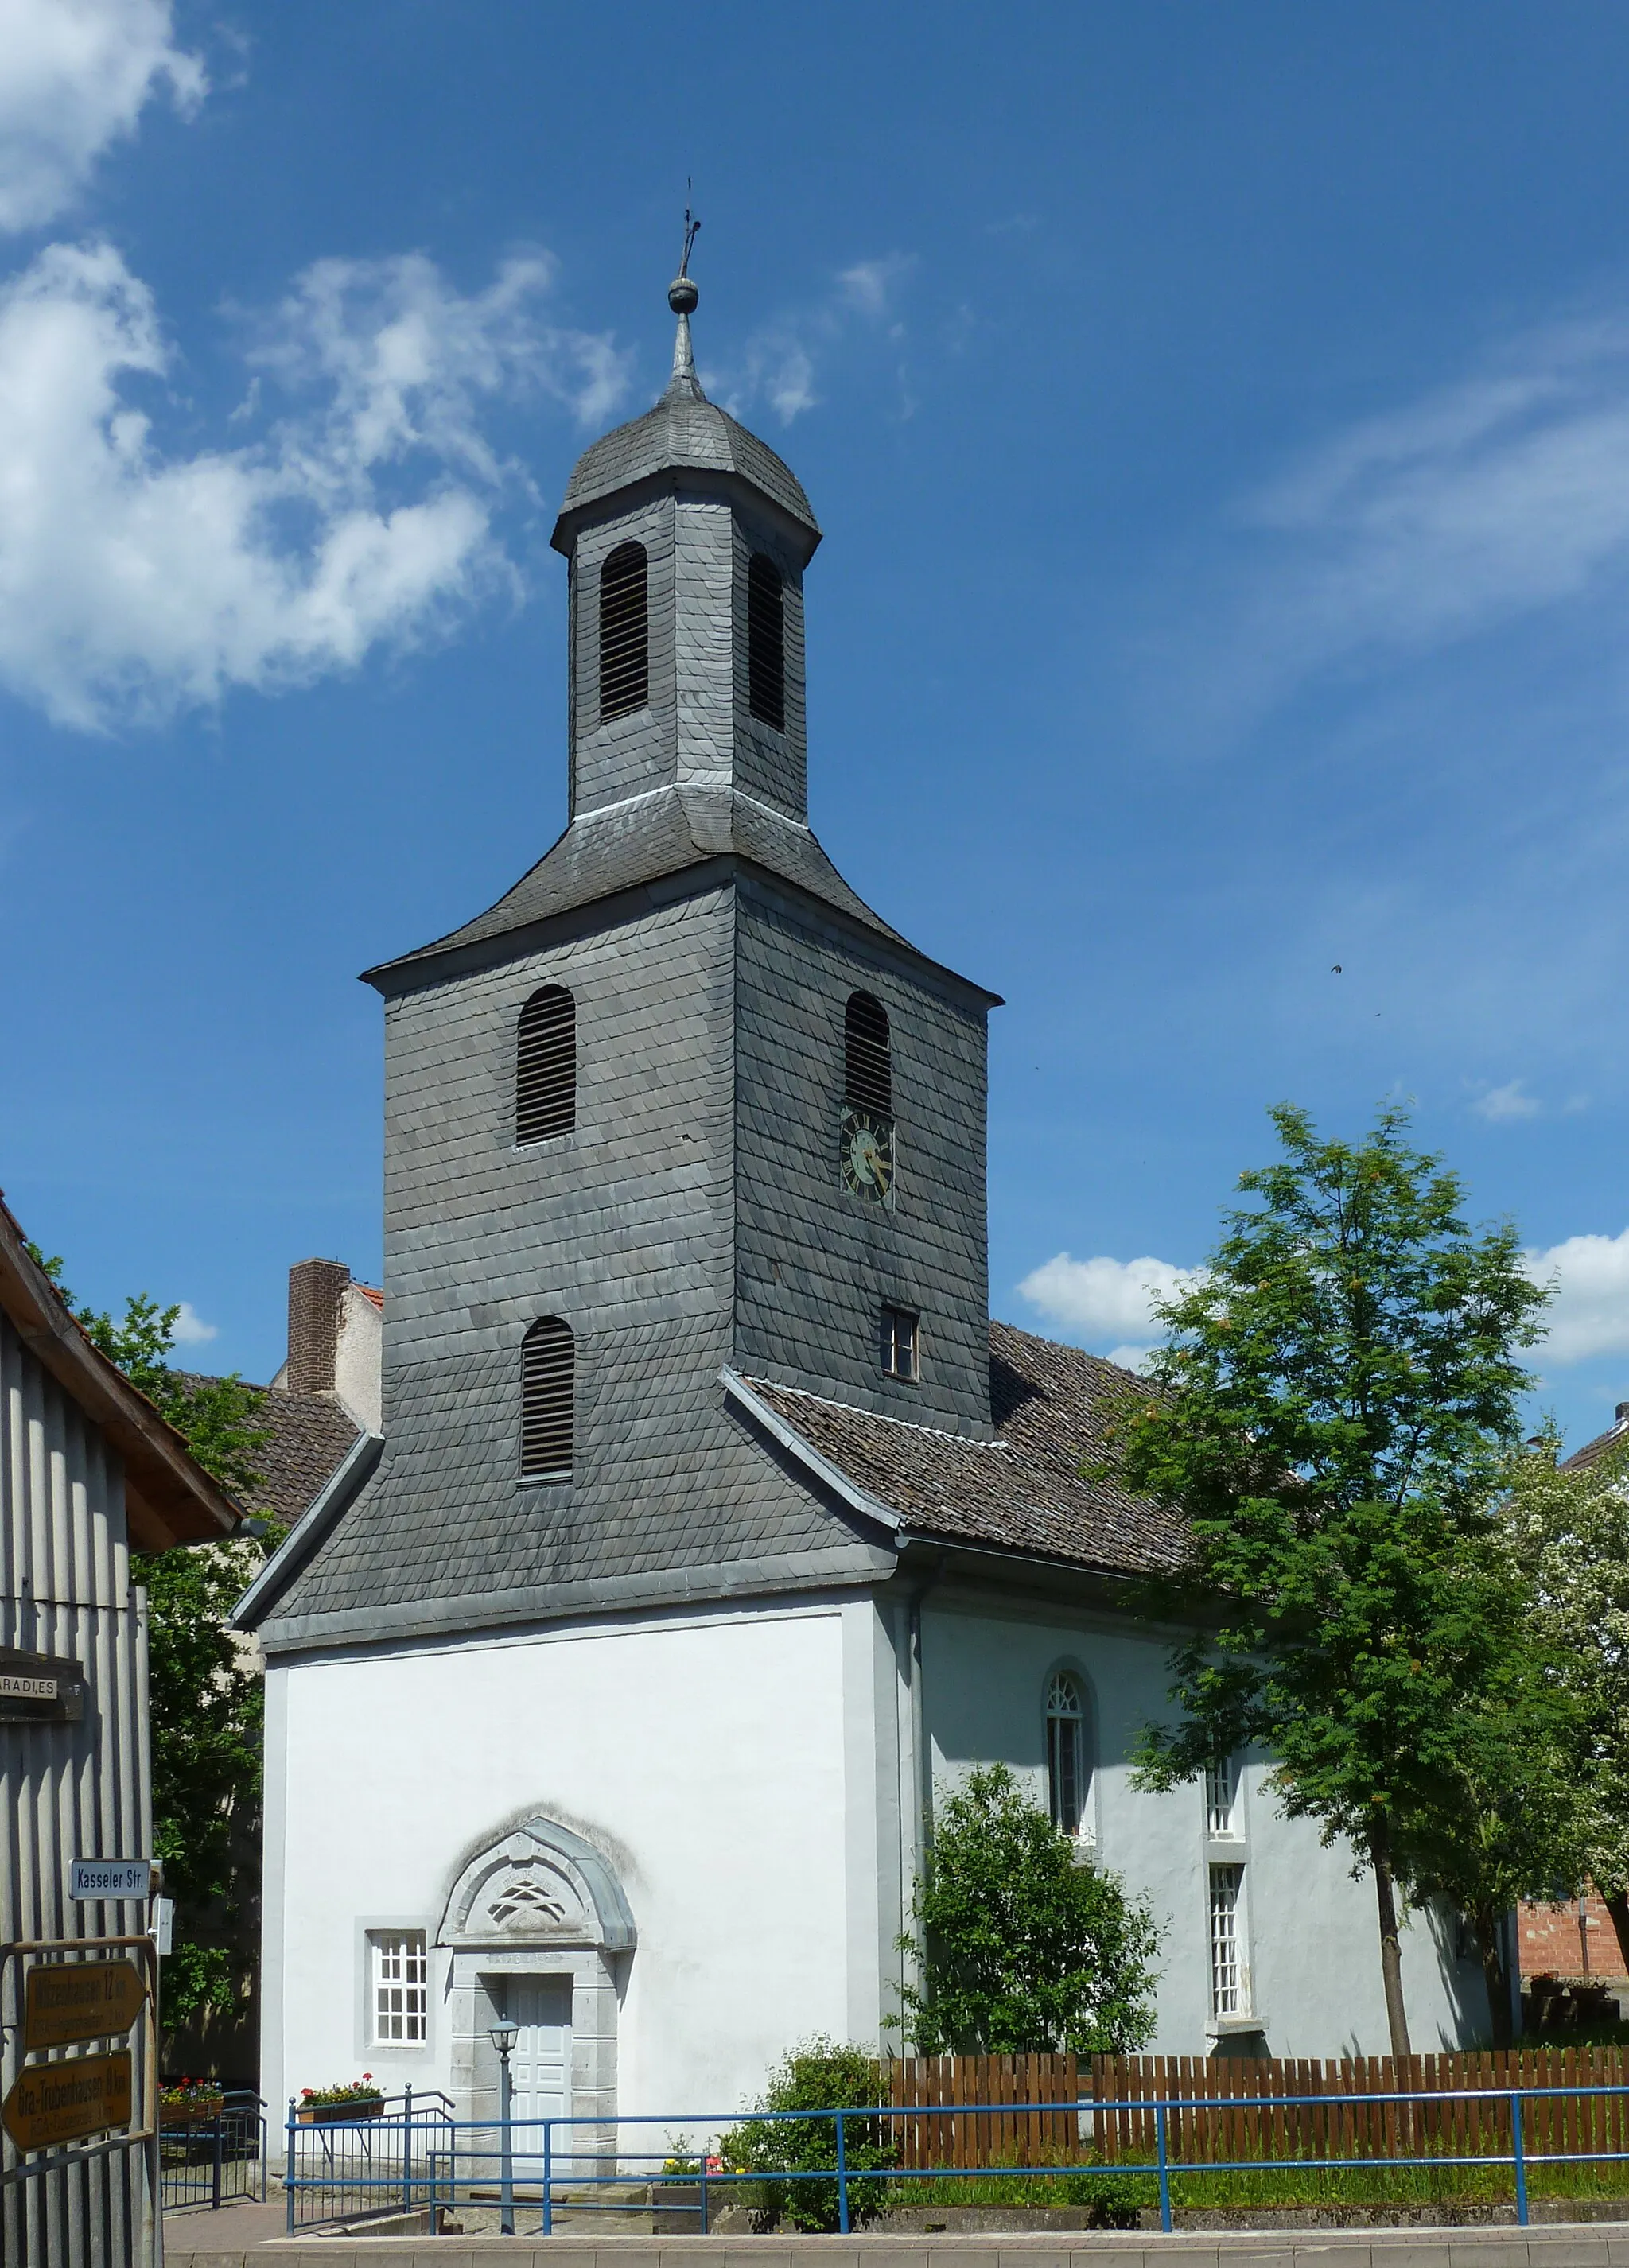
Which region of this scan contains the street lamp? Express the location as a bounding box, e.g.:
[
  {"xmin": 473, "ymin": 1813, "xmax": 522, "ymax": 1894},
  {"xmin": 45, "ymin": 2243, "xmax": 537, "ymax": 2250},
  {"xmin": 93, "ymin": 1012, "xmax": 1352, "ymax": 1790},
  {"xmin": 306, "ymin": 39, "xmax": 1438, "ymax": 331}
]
[{"xmin": 489, "ymin": 2018, "xmax": 519, "ymax": 2235}]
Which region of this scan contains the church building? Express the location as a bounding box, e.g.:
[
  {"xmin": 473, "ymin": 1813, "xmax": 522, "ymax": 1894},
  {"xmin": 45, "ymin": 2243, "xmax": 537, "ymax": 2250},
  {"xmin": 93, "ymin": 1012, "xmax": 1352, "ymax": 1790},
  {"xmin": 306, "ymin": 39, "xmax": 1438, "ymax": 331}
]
[{"xmin": 238, "ymin": 268, "xmax": 1488, "ymax": 2140}]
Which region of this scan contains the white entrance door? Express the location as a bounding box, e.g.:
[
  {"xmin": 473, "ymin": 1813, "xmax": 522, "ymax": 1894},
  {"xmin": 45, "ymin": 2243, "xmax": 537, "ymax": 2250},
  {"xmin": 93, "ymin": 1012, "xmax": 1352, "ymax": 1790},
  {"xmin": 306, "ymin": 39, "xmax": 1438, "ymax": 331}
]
[{"xmin": 506, "ymin": 1976, "xmax": 570, "ymax": 2169}]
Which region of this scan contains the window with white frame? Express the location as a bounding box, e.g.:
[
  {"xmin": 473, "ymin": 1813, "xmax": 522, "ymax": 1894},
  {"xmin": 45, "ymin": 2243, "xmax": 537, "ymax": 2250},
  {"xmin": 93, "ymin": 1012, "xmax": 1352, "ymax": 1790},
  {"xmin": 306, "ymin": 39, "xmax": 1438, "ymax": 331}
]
[
  {"xmin": 1205, "ymin": 1754, "xmax": 1239, "ymax": 1837},
  {"xmin": 370, "ymin": 1930, "xmax": 428, "ymax": 2045},
  {"xmin": 1045, "ymin": 1670, "xmax": 1088, "ymax": 1838},
  {"xmin": 1208, "ymin": 1864, "xmax": 1245, "ymax": 2018}
]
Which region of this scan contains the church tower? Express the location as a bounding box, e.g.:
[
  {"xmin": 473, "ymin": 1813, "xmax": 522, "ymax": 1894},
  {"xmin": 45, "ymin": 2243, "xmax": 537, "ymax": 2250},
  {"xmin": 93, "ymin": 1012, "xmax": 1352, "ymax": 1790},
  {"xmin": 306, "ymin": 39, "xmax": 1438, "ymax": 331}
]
[{"xmin": 300, "ymin": 263, "xmax": 1000, "ymax": 1640}]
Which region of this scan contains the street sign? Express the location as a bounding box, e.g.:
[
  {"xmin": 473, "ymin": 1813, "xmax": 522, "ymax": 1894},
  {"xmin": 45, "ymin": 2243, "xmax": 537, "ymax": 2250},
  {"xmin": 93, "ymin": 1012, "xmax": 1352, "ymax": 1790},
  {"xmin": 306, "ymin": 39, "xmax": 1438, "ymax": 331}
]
[
  {"xmin": 0, "ymin": 1646, "xmax": 86, "ymax": 1725},
  {"xmin": 154, "ymin": 1897, "xmax": 173, "ymax": 1957},
  {"xmin": 23, "ymin": 1959, "xmax": 146, "ymax": 2050},
  {"xmin": 68, "ymin": 1858, "xmax": 150, "ymax": 1901},
  {"xmin": 2, "ymin": 2051, "xmax": 132, "ymax": 2153}
]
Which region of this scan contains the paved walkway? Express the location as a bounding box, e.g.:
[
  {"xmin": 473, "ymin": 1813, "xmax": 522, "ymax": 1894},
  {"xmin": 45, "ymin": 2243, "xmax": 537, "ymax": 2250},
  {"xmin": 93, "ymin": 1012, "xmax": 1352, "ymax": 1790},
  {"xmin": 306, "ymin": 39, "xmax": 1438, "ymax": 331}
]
[{"xmin": 161, "ymin": 2222, "xmax": 1629, "ymax": 2266}]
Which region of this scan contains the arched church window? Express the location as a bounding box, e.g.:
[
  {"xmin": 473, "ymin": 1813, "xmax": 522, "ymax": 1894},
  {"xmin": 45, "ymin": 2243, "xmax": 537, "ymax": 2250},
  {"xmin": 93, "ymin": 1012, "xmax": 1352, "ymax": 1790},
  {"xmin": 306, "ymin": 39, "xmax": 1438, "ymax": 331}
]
[
  {"xmin": 520, "ymin": 1318, "xmax": 574, "ymax": 1482},
  {"xmin": 598, "ymin": 541, "xmax": 648, "ymax": 721},
  {"xmin": 748, "ymin": 552, "xmax": 785, "ymax": 731},
  {"xmin": 1045, "ymin": 1669, "xmax": 1088, "ymax": 1836},
  {"xmin": 516, "ymin": 985, "xmax": 575, "ymax": 1144},
  {"xmin": 844, "ymin": 991, "xmax": 892, "ymax": 1117}
]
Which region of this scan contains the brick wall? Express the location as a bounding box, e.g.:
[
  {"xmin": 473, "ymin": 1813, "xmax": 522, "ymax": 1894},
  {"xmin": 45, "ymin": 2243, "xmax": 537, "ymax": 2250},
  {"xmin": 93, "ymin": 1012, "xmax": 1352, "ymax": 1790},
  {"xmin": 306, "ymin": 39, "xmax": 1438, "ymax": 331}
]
[{"xmin": 1518, "ymin": 1889, "xmax": 1627, "ymax": 1980}]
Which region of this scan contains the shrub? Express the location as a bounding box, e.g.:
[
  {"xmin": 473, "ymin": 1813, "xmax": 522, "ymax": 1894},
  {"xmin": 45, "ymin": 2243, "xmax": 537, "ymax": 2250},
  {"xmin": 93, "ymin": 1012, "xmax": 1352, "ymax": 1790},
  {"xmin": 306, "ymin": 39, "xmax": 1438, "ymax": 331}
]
[
  {"xmin": 897, "ymin": 1762, "xmax": 1161, "ymax": 2053},
  {"xmin": 720, "ymin": 2037, "xmax": 898, "ymax": 2231}
]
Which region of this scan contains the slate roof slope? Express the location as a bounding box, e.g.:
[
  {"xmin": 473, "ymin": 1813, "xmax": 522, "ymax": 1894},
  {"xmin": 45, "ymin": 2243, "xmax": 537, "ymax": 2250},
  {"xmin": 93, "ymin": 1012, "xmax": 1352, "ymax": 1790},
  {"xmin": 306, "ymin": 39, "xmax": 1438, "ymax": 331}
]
[
  {"xmin": 554, "ymin": 375, "xmax": 818, "ymax": 541},
  {"xmin": 363, "ymin": 785, "xmax": 933, "ymax": 984},
  {"xmin": 255, "ymin": 1311, "xmax": 895, "ymax": 1650},
  {"xmin": 741, "ymin": 1320, "xmax": 1188, "ymax": 1579}
]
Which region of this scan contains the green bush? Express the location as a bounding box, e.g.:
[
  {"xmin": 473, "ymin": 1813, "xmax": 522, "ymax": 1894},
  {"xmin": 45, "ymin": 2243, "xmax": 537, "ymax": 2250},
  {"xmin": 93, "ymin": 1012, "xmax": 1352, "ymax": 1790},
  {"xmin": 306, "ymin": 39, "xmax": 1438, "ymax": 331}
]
[
  {"xmin": 1059, "ymin": 2168, "xmax": 1145, "ymax": 2227},
  {"xmin": 720, "ymin": 2037, "xmax": 898, "ymax": 2232},
  {"xmin": 897, "ymin": 1762, "xmax": 1161, "ymax": 2053}
]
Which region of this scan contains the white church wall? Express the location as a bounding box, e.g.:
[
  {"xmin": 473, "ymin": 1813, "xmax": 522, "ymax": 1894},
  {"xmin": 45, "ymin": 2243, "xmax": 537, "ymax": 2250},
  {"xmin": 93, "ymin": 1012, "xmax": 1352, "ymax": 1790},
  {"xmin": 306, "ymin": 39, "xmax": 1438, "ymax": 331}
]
[
  {"xmin": 918, "ymin": 1591, "xmax": 1487, "ymax": 2058},
  {"xmin": 262, "ymin": 1600, "xmax": 865, "ymax": 2138}
]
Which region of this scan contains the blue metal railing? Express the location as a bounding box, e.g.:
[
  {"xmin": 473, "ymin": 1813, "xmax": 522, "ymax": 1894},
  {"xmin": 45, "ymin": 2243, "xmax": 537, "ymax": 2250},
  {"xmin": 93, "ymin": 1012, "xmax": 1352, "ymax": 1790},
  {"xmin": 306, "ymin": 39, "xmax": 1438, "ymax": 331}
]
[
  {"xmin": 159, "ymin": 2089, "xmax": 267, "ymax": 2212},
  {"xmin": 282, "ymin": 2082, "xmax": 1629, "ymax": 2235}
]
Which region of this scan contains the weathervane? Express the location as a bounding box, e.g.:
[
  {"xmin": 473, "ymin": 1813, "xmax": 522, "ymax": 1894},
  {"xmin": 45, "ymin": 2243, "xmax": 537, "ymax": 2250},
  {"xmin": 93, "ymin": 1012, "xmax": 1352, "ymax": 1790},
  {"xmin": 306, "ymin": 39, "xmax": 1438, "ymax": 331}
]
[{"xmin": 670, "ymin": 184, "xmax": 700, "ymax": 315}]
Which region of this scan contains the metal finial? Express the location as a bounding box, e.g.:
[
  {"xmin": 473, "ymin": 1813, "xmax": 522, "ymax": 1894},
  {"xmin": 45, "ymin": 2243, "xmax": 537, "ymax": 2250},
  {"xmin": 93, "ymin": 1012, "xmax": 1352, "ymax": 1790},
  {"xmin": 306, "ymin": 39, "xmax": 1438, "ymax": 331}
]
[{"xmin": 668, "ymin": 186, "xmax": 700, "ymax": 315}]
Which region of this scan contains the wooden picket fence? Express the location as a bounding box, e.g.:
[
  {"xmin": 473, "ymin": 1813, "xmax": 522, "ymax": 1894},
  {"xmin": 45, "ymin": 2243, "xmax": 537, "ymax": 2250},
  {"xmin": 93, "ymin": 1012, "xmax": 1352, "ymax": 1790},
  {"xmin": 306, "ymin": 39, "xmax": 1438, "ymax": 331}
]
[
  {"xmin": 889, "ymin": 2054, "xmax": 1079, "ymax": 2169},
  {"xmin": 888, "ymin": 2049, "xmax": 1629, "ymax": 2172}
]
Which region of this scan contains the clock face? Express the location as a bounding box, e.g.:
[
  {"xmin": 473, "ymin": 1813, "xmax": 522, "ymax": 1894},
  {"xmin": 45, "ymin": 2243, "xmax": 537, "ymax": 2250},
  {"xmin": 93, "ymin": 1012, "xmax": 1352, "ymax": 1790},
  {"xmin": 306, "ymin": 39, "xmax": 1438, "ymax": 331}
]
[{"xmin": 840, "ymin": 1109, "xmax": 896, "ymax": 1210}]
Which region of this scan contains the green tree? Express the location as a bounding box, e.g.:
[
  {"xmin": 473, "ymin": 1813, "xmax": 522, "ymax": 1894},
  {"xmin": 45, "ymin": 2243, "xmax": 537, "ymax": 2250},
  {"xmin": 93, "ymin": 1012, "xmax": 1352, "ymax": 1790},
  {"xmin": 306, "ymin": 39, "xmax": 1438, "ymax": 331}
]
[
  {"xmin": 1503, "ymin": 1429, "xmax": 1629, "ymax": 1975},
  {"xmin": 1118, "ymin": 1105, "xmax": 1549, "ymax": 2056},
  {"xmin": 30, "ymin": 1249, "xmax": 274, "ymax": 2027},
  {"xmin": 1386, "ymin": 1589, "xmax": 1585, "ymax": 2045},
  {"xmin": 896, "ymin": 1762, "xmax": 1161, "ymax": 2055}
]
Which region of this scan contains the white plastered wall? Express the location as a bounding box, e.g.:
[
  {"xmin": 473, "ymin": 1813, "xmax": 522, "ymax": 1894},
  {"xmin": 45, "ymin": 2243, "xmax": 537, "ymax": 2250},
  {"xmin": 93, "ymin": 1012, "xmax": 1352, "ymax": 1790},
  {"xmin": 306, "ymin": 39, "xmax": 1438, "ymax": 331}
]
[
  {"xmin": 262, "ymin": 1599, "xmax": 857, "ymax": 2138},
  {"xmin": 919, "ymin": 1592, "xmax": 1489, "ymax": 2058}
]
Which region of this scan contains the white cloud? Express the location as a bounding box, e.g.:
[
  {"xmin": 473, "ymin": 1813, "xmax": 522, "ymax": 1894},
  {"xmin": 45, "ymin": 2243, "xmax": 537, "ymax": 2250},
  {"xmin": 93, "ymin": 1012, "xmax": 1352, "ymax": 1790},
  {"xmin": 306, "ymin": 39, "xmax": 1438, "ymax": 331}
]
[
  {"xmin": 1203, "ymin": 304, "xmax": 1629, "ymax": 724},
  {"xmin": 1475, "ymin": 1079, "xmax": 1544, "ymax": 1122},
  {"xmin": 169, "ymin": 1299, "xmax": 216, "ymax": 1345},
  {"xmin": 1019, "ymin": 1251, "xmax": 1200, "ymax": 1342},
  {"xmin": 0, "ymin": 0, "xmax": 204, "ymax": 232},
  {"xmin": 0, "ymin": 240, "xmax": 628, "ymax": 728},
  {"xmin": 1106, "ymin": 1343, "xmax": 1160, "ymax": 1375},
  {"xmin": 1526, "ymin": 1228, "xmax": 1629, "ymax": 1364},
  {"xmin": 713, "ymin": 252, "xmax": 916, "ymax": 427}
]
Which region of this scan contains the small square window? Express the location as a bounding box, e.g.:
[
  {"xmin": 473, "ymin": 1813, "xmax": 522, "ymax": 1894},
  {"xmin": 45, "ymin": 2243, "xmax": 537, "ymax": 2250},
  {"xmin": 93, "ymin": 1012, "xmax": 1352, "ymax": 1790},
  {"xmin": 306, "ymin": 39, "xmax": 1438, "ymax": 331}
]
[
  {"xmin": 881, "ymin": 1305, "xmax": 919, "ymax": 1381},
  {"xmin": 370, "ymin": 1930, "xmax": 428, "ymax": 2045}
]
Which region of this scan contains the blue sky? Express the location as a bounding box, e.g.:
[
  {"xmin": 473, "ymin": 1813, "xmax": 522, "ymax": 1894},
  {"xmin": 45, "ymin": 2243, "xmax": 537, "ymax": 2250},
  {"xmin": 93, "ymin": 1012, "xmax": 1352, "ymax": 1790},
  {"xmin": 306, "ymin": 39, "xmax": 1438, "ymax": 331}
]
[{"xmin": 4, "ymin": 2, "xmax": 1629, "ymax": 1447}]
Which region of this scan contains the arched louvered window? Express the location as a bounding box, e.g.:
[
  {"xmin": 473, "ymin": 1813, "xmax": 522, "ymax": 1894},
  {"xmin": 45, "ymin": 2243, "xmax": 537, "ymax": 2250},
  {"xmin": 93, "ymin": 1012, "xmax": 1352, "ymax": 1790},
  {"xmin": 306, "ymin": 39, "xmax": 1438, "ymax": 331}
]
[
  {"xmin": 1046, "ymin": 1670, "xmax": 1088, "ymax": 1838},
  {"xmin": 844, "ymin": 991, "xmax": 892, "ymax": 1118},
  {"xmin": 516, "ymin": 985, "xmax": 575, "ymax": 1144},
  {"xmin": 598, "ymin": 541, "xmax": 648, "ymax": 722},
  {"xmin": 747, "ymin": 552, "xmax": 785, "ymax": 731},
  {"xmin": 520, "ymin": 1317, "xmax": 574, "ymax": 1482}
]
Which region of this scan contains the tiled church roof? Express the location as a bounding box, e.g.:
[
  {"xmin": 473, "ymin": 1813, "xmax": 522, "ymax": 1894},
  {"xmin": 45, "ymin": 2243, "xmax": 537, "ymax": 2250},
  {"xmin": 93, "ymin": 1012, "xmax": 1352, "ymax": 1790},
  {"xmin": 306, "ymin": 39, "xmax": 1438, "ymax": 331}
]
[{"xmin": 737, "ymin": 1321, "xmax": 1189, "ymax": 1580}]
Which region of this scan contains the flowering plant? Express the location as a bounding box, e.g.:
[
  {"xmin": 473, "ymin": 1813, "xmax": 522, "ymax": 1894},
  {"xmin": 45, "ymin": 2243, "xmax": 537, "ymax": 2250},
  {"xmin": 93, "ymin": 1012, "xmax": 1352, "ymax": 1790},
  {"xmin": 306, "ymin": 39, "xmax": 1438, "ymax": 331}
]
[
  {"xmin": 160, "ymin": 2077, "xmax": 224, "ymax": 2112},
  {"xmin": 297, "ymin": 2074, "xmax": 381, "ymax": 2107}
]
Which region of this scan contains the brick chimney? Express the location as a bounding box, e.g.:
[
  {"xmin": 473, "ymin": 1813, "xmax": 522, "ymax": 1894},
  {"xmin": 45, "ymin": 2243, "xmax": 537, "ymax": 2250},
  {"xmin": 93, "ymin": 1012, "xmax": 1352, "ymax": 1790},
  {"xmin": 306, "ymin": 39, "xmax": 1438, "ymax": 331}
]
[{"xmin": 286, "ymin": 1259, "xmax": 351, "ymax": 1396}]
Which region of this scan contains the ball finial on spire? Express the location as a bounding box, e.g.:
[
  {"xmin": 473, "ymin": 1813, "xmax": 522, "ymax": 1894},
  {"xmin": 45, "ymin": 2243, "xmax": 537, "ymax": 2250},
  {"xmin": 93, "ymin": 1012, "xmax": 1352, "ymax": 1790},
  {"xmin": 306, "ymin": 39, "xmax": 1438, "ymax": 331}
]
[{"xmin": 670, "ymin": 189, "xmax": 700, "ymax": 314}]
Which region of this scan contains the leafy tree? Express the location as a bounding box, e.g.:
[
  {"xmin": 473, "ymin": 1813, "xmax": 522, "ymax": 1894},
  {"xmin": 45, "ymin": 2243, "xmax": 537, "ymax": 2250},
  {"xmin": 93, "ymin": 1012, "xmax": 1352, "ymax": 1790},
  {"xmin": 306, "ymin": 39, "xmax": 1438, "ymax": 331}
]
[
  {"xmin": 1385, "ymin": 1585, "xmax": 1585, "ymax": 2046},
  {"xmin": 1503, "ymin": 1428, "xmax": 1629, "ymax": 1975},
  {"xmin": 896, "ymin": 1762, "xmax": 1161, "ymax": 2055},
  {"xmin": 29, "ymin": 1249, "xmax": 274, "ymax": 2029},
  {"xmin": 719, "ymin": 2037, "xmax": 896, "ymax": 2232},
  {"xmin": 1118, "ymin": 1105, "xmax": 1549, "ymax": 2056}
]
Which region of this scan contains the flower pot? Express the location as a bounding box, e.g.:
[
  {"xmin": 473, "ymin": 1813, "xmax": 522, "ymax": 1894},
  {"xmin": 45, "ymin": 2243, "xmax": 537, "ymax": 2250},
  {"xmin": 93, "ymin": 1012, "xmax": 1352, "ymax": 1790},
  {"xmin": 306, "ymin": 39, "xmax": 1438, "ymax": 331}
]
[
  {"xmin": 297, "ymin": 2097, "xmax": 385, "ymax": 2126},
  {"xmin": 162, "ymin": 2100, "xmax": 224, "ymax": 2128}
]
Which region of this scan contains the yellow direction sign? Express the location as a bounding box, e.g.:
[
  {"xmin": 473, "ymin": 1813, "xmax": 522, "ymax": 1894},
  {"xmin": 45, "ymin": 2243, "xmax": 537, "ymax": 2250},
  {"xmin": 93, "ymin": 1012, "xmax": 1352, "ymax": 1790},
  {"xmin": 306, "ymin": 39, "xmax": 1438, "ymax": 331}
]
[
  {"xmin": 2, "ymin": 2051, "xmax": 132, "ymax": 2152},
  {"xmin": 23, "ymin": 1959, "xmax": 146, "ymax": 2050}
]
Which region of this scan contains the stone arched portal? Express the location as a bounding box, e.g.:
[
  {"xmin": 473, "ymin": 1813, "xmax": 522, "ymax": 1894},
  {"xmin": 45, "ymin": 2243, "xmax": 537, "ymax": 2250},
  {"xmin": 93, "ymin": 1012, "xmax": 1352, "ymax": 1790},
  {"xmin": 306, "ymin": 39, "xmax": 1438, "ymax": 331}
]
[{"xmin": 436, "ymin": 1816, "xmax": 635, "ymax": 2157}]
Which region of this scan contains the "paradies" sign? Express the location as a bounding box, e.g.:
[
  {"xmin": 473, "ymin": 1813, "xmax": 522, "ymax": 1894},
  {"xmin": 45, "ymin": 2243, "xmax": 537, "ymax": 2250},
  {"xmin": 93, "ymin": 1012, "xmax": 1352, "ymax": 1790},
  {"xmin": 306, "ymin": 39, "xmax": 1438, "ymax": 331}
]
[
  {"xmin": 0, "ymin": 1647, "xmax": 86, "ymax": 1725},
  {"xmin": 1, "ymin": 2051, "xmax": 132, "ymax": 2153}
]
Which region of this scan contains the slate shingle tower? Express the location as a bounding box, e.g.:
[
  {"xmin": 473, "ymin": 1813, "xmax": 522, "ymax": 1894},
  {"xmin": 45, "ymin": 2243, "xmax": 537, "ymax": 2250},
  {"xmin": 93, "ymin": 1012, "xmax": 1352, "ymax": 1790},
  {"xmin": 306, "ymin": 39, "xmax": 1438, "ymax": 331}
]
[{"xmin": 268, "ymin": 270, "xmax": 1001, "ymax": 1644}]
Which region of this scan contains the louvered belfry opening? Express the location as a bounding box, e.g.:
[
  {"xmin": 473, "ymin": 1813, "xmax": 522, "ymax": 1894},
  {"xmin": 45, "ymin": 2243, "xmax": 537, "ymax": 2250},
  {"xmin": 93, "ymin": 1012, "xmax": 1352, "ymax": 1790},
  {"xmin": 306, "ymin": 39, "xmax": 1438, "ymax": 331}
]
[
  {"xmin": 516, "ymin": 984, "xmax": 576, "ymax": 1144},
  {"xmin": 747, "ymin": 552, "xmax": 786, "ymax": 731},
  {"xmin": 520, "ymin": 1317, "xmax": 574, "ymax": 1481},
  {"xmin": 845, "ymin": 990, "xmax": 892, "ymax": 1117},
  {"xmin": 598, "ymin": 540, "xmax": 649, "ymax": 722}
]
